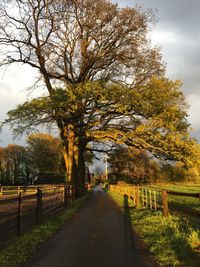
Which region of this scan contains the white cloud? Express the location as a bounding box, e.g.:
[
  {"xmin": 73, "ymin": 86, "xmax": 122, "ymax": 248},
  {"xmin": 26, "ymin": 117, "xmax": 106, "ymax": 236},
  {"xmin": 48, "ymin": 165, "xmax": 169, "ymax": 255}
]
[
  {"xmin": 188, "ymin": 94, "xmax": 200, "ymax": 131},
  {"xmin": 151, "ymin": 30, "xmax": 178, "ymax": 46}
]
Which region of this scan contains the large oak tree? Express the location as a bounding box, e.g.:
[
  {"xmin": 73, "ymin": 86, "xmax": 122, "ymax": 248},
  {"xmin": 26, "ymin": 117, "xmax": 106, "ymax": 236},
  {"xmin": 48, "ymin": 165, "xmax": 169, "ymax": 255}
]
[{"xmin": 0, "ymin": 0, "xmax": 197, "ymax": 193}]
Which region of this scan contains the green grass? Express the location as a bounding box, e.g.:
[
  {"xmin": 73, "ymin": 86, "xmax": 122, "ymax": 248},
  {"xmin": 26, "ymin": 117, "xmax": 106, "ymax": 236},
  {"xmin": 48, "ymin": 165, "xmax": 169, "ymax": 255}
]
[
  {"xmin": 148, "ymin": 185, "xmax": 200, "ymax": 214},
  {"xmin": 150, "ymin": 184, "xmax": 200, "ymax": 194},
  {"xmin": 0, "ymin": 194, "xmax": 90, "ymax": 267},
  {"xmin": 168, "ymin": 195, "xmax": 200, "ymax": 214},
  {"xmin": 109, "ymin": 191, "xmax": 200, "ymax": 267}
]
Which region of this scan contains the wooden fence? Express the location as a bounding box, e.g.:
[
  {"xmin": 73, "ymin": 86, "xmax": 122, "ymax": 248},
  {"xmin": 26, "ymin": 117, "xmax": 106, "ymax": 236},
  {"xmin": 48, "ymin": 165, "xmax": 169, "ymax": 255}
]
[
  {"xmin": 0, "ymin": 184, "xmax": 68, "ymax": 197},
  {"xmin": 110, "ymin": 184, "xmax": 200, "ymax": 217},
  {"xmin": 0, "ymin": 185, "xmax": 75, "ymax": 240},
  {"xmin": 110, "ymin": 185, "xmax": 163, "ymax": 210},
  {"xmin": 0, "ymin": 185, "xmax": 38, "ymax": 197}
]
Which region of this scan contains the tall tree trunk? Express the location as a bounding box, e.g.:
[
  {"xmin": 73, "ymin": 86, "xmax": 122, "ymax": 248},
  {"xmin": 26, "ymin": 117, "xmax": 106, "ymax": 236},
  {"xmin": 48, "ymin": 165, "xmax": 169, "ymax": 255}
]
[
  {"xmin": 59, "ymin": 123, "xmax": 87, "ymax": 196},
  {"xmin": 78, "ymin": 143, "xmax": 86, "ymax": 194},
  {"xmin": 67, "ymin": 124, "xmax": 75, "ymax": 183}
]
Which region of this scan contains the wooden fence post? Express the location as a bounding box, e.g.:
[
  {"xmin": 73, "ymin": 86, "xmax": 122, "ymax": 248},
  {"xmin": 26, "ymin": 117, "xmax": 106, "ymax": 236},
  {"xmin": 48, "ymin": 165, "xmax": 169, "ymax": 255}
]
[
  {"xmin": 37, "ymin": 189, "xmax": 42, "ymax": 223},
  {"xmin": 18, "ymin": 186, "xmax": 20, "ymax": 195},
  {"xmin": 17, "ymin": 192, "xmax": 22, "ymax": 235},
  {"xmin": 141, "ymin": 189, "xmax": 144, "ymax": 206},
  {"xmin": 135, "ymin": 187, "xmax": 140, "ymax": 208},
  {"xmin": 145, "ymin": 189, "xmax": 148, "ymax": 207},
  {"xmin": 154, "ymin": 191, "xmax": 157, "ymax": 210},
  {"xmin": 149, "ymin": 190, "xmax": 152, "ymax": 209},
  {"xmin": 64, "ymin": 185, "xmax": 69, "ymax": 207},
  {"xmin": 0, "ymin": 186, "xmax": 2, "ymax": 196},
  {"xmin": 162, "ymin": 190, "xmax": 169, "ymax": 216}
]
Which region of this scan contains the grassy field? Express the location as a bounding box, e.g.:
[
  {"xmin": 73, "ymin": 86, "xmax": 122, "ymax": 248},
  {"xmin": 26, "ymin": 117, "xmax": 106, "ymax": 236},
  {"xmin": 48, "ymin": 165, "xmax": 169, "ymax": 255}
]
[
  {"xmin": 149, "ymin": 184, "xmax": 200, "ymax": 215},
  {"xmin": 109, "ymin": 190, "xmax": 200, "ymax": 267},
  {"xmin": 150, "ymin": 184, "xmax": 200, "ymax": 193}
]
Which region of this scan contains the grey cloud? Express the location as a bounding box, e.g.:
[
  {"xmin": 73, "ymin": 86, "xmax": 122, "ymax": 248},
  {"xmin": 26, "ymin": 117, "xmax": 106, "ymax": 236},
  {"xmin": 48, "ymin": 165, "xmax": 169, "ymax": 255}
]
[
  {"xmin": 114, "ymin": 1, "xmax": 200, "ymax": 140},
  {"xmin": 117, "ymin": 0, "xmax": 200, "ymax": 34},
  {"xmin": 115, "ymin": 1, "xmax": 200, "ymax": 94}
]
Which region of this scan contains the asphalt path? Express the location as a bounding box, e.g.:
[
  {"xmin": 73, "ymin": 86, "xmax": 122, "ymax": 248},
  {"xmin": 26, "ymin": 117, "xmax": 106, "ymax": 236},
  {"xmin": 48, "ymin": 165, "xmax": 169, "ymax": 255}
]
[{"xmin": 23, "ymin": 188, "xmax": 159, "ymax": 267}]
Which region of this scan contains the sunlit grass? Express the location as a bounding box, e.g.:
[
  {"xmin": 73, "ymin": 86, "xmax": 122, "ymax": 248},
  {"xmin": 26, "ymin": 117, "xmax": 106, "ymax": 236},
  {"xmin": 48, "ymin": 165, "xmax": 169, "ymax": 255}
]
[
  {"xmin": 150, "ymin": 184, "xmax": 200, "ymax": 194},
  {"xmin": 168, "ymin": 195, "xmax": 200, "ymax": 214},
  {"xmin": 109, "ymin": 191, "xmax": 200, "ymax": 267},
  {"xmin": 149, "ymin": 184, "xmax": 200, "ymax": 214}
]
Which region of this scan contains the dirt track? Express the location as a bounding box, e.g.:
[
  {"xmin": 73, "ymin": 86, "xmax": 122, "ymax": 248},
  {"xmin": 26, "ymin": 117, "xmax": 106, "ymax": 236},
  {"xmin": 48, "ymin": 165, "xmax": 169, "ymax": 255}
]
[{"xmin": 23, "ymin": 189, "xmax": 159, "ymax": 267}]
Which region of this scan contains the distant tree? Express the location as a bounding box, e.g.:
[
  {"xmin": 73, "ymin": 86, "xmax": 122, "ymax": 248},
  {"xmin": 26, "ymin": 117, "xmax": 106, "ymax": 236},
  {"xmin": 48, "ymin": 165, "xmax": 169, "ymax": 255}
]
[
  {"xmin": 0, "ymin": 134, "xmax": 66, "ymax": 185},
  {"xmin": 187, "ymin": 167, "xmax": 199, "ymax": 182},
  {"xmin": 27, "ymin": 133, "xmax": 65, "ymax": 183},
  {"xmin": 0, "ymin": 144, "xmax": 27, "ymax": 184},
  {"xmin": 160, "ymin": 161, "xmax": 200, "ymax": 183},
  {"xmin": 108, "ymin": 146, "xmax": 160, "ymax": 183}
]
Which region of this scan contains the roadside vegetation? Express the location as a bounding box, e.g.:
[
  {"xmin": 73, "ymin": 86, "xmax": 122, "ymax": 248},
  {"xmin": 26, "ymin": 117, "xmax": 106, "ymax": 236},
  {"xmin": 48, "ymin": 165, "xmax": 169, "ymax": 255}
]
[
  {"xmin": 109, "ymin": 190, "xmax": 200, "ymax": 267},
  {"xmin": 0, "ymin": 194, "xmax": 89, "ymax": 267}
]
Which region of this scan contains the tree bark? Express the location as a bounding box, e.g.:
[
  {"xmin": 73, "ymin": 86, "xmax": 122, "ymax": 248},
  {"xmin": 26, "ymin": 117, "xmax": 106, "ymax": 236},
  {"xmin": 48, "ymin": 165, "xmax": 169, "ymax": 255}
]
[
  {"xmin": 78, "ymin": 143, "xmax": 86, "ymax": 195},
  {"xmin": 59, "ymin": 123, "xmax": 86, "ymax": 196}
]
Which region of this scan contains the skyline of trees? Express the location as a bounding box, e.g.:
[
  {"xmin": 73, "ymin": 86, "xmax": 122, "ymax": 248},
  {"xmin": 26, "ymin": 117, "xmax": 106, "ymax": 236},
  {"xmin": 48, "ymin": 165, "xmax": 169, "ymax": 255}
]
[{"xmin": 0, "ymin": 134, "xmax": 65, "ymax": 185}]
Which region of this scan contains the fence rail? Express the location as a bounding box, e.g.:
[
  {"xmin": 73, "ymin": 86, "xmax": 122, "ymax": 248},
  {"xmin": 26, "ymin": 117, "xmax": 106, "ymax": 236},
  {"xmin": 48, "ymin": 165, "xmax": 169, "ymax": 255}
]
[
  {"xmin": 0, "ymin": 185, "xmax": 75, "ymax": 243},
  {"xmin": 0, "ymin": 184, "xmax": 67, "ymax": 197},
  {"xmin": 110, "ymin": 184, "xmax": 200, "ymax": 217}
]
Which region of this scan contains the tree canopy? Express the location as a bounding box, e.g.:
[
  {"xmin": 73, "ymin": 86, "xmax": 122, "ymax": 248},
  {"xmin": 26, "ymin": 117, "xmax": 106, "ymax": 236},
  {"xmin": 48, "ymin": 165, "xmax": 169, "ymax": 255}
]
[{"xmin": 0, "ymin": 0, "xmax": 198, "ymax": 193}]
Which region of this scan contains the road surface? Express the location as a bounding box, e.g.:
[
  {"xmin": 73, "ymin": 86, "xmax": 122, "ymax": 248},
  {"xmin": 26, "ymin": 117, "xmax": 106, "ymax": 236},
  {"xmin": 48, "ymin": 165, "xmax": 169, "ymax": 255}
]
[{"xmin": 23, "ymin": 188, "xmax": 159, "ymax": 267}]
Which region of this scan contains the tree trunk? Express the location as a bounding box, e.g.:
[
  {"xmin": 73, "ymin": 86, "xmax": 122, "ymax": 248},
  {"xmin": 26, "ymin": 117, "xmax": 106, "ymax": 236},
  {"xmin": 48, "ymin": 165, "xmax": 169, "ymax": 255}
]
[
  {"xmin": 59, "ymin": 124, "xmax": 86, "ymax": 196},
  {"xmin": 67, "ymin": 124, "xmax": 75, "ymax": 183},
  {"xmin": 78, "ymin": 143, "xmax": 86, "ymax": 194}
]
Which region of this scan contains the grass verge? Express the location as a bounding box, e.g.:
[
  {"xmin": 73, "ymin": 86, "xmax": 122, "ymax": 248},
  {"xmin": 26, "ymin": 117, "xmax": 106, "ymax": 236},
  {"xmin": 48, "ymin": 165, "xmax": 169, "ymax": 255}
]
[
  {"xmin": 109, "ymin": 191, "xmax": 200, "ymax": 267},
  {"xmin": 0, "ymin": 193, "xmax": 90, "ymax": 267}
]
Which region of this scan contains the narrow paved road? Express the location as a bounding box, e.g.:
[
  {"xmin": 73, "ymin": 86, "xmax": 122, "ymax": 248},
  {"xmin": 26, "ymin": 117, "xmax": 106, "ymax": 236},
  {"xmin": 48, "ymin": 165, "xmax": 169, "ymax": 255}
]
[{"xmin": 23, "ymin": 188, "xmax": 159, "ymax": 267}]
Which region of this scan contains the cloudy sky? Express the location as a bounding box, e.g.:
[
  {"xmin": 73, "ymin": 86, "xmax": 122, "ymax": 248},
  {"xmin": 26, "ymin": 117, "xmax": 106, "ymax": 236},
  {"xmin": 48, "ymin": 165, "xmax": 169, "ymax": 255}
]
[
  {"xmin": 115, "ymin": 0, "xmax": 200, "ymax": 140},
  {"xmin": 0, "ymin": 0, "xmax": 200, "ymax": 146}
]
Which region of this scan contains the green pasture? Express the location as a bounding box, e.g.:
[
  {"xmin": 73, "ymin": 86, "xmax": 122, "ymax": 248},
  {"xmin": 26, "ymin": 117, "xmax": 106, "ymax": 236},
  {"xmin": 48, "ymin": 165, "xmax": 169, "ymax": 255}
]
[
  {"xmin": 109, "ymin": 191, "xmax": 200, "ymax": 267},
  {"xmin": 149, "ymin": 184, "xmax": 200, "ymax": 194},
  {"xmin": 149, "ymin": 184, "xmax": 200, "ymax": 214}
]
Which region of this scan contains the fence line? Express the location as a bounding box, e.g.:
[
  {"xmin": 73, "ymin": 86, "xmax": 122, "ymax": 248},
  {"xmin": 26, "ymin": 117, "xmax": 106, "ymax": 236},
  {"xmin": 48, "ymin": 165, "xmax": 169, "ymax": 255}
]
[
  {"xmin": 0, "ymin": 184, "xmax": 67, "ymax": 197},
  {"xmin": 110, "ymin": 184, "xmax": 200, "ymax": 217},
  {"xmin": 0, "ymin": 185, "xmax": 76, "ymax": 238},
  {"xmin": 110, "ymin": 185, "xmax": 167, "ymax": 216}
]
